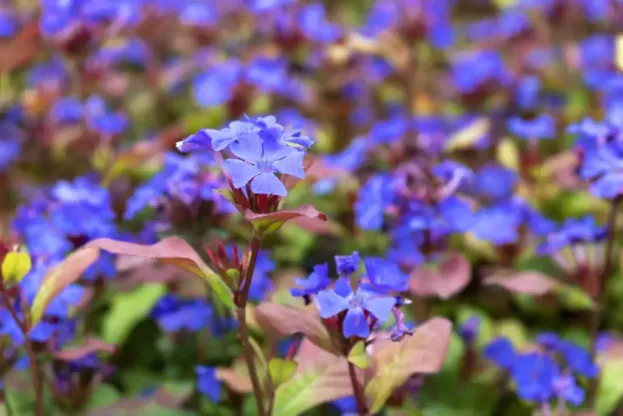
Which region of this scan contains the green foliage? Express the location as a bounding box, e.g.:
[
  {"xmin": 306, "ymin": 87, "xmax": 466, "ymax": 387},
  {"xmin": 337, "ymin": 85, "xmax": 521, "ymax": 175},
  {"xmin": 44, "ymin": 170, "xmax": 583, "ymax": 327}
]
[
  {"xmin": 347, "ymin": 341, "xmax": 370, "ymax": 369},
  {"xmin": 268, "ymin": 359, "xmax": 298, "ymax": 386},
  {"xmin": 102, "ymin": 283, "xmax": 165, "ymax": 344}
]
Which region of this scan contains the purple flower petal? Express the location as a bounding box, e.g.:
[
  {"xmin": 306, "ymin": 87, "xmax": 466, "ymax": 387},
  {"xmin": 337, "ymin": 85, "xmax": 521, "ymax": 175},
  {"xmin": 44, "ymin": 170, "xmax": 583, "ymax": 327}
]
[
  {"xmin": 315, "ymin": 290, "xmax": 349, "ymax": 318},
  {"xmin": 361, "ymin": 293, "xmax": 395, "ymax": 322},
  {"xmin": 223, "ymin": 159, "xmax": 260, "ymax": 188},
  {"xmin": 176, "ymin": 130, "xmax": 213, "ymax": 153},
  {"xmin": 343, "ymin": 307, "xmax": 369, "ymax": 338},
  {"xmin": 250, "ymin": 172, "xmax": 287, "ymax": 196}
]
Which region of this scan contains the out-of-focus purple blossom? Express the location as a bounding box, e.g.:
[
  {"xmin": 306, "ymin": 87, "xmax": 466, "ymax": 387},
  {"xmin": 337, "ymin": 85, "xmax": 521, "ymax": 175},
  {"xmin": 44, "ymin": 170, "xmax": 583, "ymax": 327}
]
[
  {"xmin": 537, "ymin": 216, "xmax": 606, "ymax": 255},
  {"xmin": 355, "ymin": 174, "xmax": 395, "ymax": 231},
  {"xmin": 458, "ymin": 317, "xmax": 480, "ymax": 344},
  {"xmin": 452, "ymin": 50, "xmax": 510, "ymax": 94},
  {"xmin": 508, "ymin": 114, "xmax": 556, "ymax": 141},
  {"xmin": 192, "ymin": 60, "xmax": 243, "ymax": 108},
  {"xmin": 196, "ymin": 366, "xmax": 221, "ymax": 402},
  {"xmin": 473, "ymin": 164, "xmax": 517, "ymax": 201},
  {"xmin": 335, "ymin": 252, "xmax": 360, "ymax": 277},
  {"xmin": 298, "ymin": 3, "xmax": 341, "ymax": 43},
  {"xmin": 484, "ymin": 337, "xmax": 515, "ymax": 369},
  {"xmin": 363, "ymin": 257, "xmax": 407, "ymax": 293}
]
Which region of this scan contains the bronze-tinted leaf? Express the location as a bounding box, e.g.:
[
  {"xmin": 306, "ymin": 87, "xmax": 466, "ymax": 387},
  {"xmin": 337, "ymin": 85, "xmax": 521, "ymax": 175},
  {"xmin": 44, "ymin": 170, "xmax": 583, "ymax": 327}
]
[
  {"xmin": 52, "ymin": 337, "xmax": 116, "ymax": 361},
  {"xmin": 30, "ymin": 247, "xmax": 100, "ymax": 327},
  {"xmin": 408, "ymin": 253, "xmax": 471, "ymax": 299},
  {"xmin": 255, "ymin": 303, "xmax": 338, "ymax": 355},
  {"xmin": 86, "ymin": 237, "xmax": 233, "ymax": 308},
  {"xmin": 216, "ymin": 368, "xmax": 253, "ymax": 394},
  {"xmin": 484, "ymin": 271, "xmax": 559, "ymax": 295},
  {"xmin": 244, "ymin": 205, "xmax": 327, "ymax": 234},
  {"xmin": 272, "ymin": 340, "xmax": 353, "ymax": 416},
  {"xmin": 365, "ymin": 318, "xmax": 452, "ymax": 413}
]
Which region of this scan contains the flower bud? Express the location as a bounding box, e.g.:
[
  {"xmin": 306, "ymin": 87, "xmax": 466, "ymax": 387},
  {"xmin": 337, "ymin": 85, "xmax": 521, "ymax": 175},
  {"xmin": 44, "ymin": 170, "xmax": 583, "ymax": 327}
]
[{"xmin": 1, "ymin": 249, "xmax": 32, "ymax": 284}]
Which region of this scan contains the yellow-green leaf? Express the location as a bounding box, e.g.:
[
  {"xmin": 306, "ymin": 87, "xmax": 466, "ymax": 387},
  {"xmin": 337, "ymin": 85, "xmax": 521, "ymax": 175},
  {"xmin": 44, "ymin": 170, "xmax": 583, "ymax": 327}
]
[
  {"xmin": 30, "ymin": 247, "xmax": 100, "ymax": 327},
  {"xmin": 2, "ymin": 251, "xmax": 32, "ymax": 283},
  {"xmin": 269, "ymin": 359, "xmax": 298, "ymax": 386},
  {"xmin": 86, "ymin": 237, "xmax": 234, "ymax": 308},
  {"xmin": 347, "ymin": 341, "xmax": 370, "ymax": 369}
]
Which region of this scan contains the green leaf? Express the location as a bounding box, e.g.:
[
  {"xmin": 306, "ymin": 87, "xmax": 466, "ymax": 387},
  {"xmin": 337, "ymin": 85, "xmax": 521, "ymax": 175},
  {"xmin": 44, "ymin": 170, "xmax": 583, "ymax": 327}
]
[
  {"xmin": 87, "ymin": 237, "xmax": 234, "ymax": 308},
  {"xmin": 347, "ymin": 341, "xmax": 370, "ymax": 369},
  {"xmin": 365, "ymin": 318, "xmax": 453, "ymax": 414},
  {"xmin": 597, "ymin": 355, "xmax": 623, "ymax": 415},
  {"xmin": 30, "ymin": 247, "xmax": 100, "ymax": 327},
  {"xmin": 269, "ymin": 359, "xmax": 298, "ymax": 386},
  {"xmin": 103, "ymin": 284, "xmax": 165, "ymax": 344},
  {"xmin": 272, "ymin": 340, "xmax": 352, "ymax": 416},
  {"xmin": 86, "ymin": 384, "xmax": 120, "ymax": 409},
  {"xmin": 1, "ymin": 251, "xmax": 31, "ymax": 284},
  {"xmin": 555, "ymin": 284, "xmax": 595, "ymax": 311}
]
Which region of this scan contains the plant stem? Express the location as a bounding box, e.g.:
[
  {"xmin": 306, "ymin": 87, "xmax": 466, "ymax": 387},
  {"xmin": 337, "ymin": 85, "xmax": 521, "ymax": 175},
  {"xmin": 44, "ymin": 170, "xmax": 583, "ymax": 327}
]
[
  {"xmin": 0, "ymin": 291, "xmax": 43, "ymax": 416},
  {"xmin": 347, "ymin": 360, "xmax": 368, "ymax": 416},
  {"xmin": 237, "ymin": 236, "xmax": 266, "ymax": 416},
  {"xmin": 588, "ymin": 197, "xmax": 620, "ymax": 406}
]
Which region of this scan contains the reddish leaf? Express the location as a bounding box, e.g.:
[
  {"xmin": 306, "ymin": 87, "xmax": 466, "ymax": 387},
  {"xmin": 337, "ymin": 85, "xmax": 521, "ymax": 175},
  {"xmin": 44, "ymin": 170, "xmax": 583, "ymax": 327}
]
[
  {"xmin": 408, "ymin": 253, "xmax": 471, "ymax": 299},
  {"xmin": 484, "ymin": 271, "xmax": 559, "ymax": 295},
  {"xmin": 0, "ymin": 23, "xmax": 41, "ymax": 72},
  {"xmin": 288, "ymin": 216, "xmax": 345, "ymax": 236},
  {"xmin": 255, "ymin": 303, "xmax": 338, "ymax": 355},
  {"xmin": 244, "ymin": 205, "xmax": 327, "ymax": 234},
  {"xmin": 365, "ymin": 318, "xmax": 453, "ymax": 413},
  {"xmin": 272, "ymin": 339, "xmax": 353, "ymax": 416},
  {"xmin": 86, "ymin": 237, "xmax": 233, "ymax": 308},
  {"xmin": 304, "ymin": 156, "xmax": 349, "ymax": 180},
  {"xmin": 52, "ymin": 337, "xmax": 116, "ymax": 361},
  {"xmin": 30, "ymin": 247, "xmax": 100, "ymax": 327},
  {"xmin": 216, "ymin": 368, "xmax": 253, "ymax": 394}
]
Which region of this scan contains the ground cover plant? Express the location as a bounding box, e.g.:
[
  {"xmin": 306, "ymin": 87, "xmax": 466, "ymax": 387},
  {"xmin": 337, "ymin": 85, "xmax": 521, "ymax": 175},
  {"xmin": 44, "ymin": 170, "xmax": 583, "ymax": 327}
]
[{"xmin": 3, "ymin": 0, "xmax": 623, "ymax": 415}]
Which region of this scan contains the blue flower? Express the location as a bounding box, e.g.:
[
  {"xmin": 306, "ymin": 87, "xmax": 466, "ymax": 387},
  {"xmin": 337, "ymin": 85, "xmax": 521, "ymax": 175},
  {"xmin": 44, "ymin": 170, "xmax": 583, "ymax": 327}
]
[
  {"xmin": 151, "ymin": 295, "xmax": 213, "ymax": 333},
  {"xmin": 248, "ymin": 251, "xmax": 275, "ymax": 302},
  {"xmin": 50, "ymin": 97, "xmax": 84, "ymax": 124},
  {"xmin": 580, "ymin": 142, "xmax": 623, "ymax": 199},
  {"xmin": 335, "ymin": 252, "xmax": 360, "ymax": 277},
  {"xmin": 508, "ymin": 114, "xmax": 555, "ymax": 140},
  {"xmin": 323, "ymin": 138, "xmax": 370, "ymax": 172},
  {"xmin": 315, "ymin": 279, "xmax": 396, "ymax": 339},
  {"xmin": 452, "ymin": 50, "xmax": 510, "ymax": 94},
  {"xmin": 195, "ymin": 366, "xmax": 221, "ymax": 402},
  {"xmin": 473, "ymin": 164, "xmax": 517, "ymax": 201},
  {"xmin": 536, "ymin": 332, "xmax": 561, "ymax": 351},
  {"xmin": 192, "ymin": 60, "xmax": 242, "ymax": 107},
  {"xmin": 458, "ymin": 317, "xmax": 480, "ymax": 344},
  {"xmin": 484, "ymin": 337, "xmax": 515, "ymax": 369},
  {"xmin": 0, "ymin": 135, "xmax": 20, "ymax": 171},
  {"xmin": 85, "ymin": 95, "xmax": 128, "ymax": 135},
  {"xmin": 0, "ymin": 11, "xmax": 17, "ymax": 37},
  {"xmin": 511, "ymin": 353, "xmax": 558, "ymax": 402},
  {"xmin": 558, "ymin": 341, "xmax": 599, "ymax": 378},
  {"xmin": 290, "ymin": 264, "xmax": 332, "ymax": 297},
  {"xmin": 363, "ymin": 257, "xmax": 407, "ymax": 293},
  {"xmin": 355, "ymin": 174, "xmax": 395, "ymax": 230},
  {"xmin": 537, "ymin": 216, "xmax": 606, "ymax": 255},
  {"xmin": 553, "ymin": 374, "xmax": 585, "ymax": 406},
  {"xmin": 515, "ymin": 75, "xmax": 541, "ymax": 110},
  {"xmin": 298, "ymin": 3, "xmax": 341, "ymax": 43},
  {"xmin": 178, "ymin": 3, "xmax": 218, "ymax": 27},
  {"xmin": 223, "ymin": 144, "xmax": 304, "ymax": 196}
]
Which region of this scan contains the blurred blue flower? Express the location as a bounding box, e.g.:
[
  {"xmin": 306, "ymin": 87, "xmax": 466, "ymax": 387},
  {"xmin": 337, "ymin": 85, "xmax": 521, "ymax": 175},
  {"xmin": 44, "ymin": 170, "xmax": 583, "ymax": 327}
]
[
  {"xmin": 458, "ymin": 317, "xmax": 480, "ymax": 344},
  {"xmin": 515, "ymin": 75, "xmax": 541, "ymax": 110},
  {"xmin": 558, "ymin": 341, "xmax": 599, "ymax": 378},
  {"xmin": 50, "ymin": 97, "xmax": 84, "ymax": 124},
  {"xmin": 85, "ymin": 95, "xmax": 128, "ymax": 135},
  {"xmin": 0, "ymin": 11, "xmax": 18, "ymax": 37},
  {"xmin": 355, "ymin": 174, "xmax": 395, "ymax": 230},
  {"xmin": 484, "ymin": 337, "xmax": 515, "ymax": 369},
  {"xmin": 452, "ymin": 50, "xmax": 509, "ymax": 94},
  {"xmin": 511, "ymin": 353, "xmax": 558, "ymax": 402},
  {"xmin": 195, "ymin": 366, "xmax": 221, "ymax": 402},
  {"xmin": 580, "ymin": 142, "xmax": 623, "ymax": 199},
  {"xmin": 151, "ymin": 295, "xmax": 214, "ymax": 332},
  {"xmin": 473, "ymin": 164, "xmax": 517, "ymax": 201},
  {"xmin": 537, "ymin": 216, "xmax": 606, "ymax": 255},
  {"xmin": 298, "ymin": 3, "xmax": 341, "ymax": 43},
  {"xmin": 508, "ymin": 114, "xmax": 555, "ymax": 140},
  {"xmin": 192, "ymin": 60, "xmax": 242, "ymax": 108}
]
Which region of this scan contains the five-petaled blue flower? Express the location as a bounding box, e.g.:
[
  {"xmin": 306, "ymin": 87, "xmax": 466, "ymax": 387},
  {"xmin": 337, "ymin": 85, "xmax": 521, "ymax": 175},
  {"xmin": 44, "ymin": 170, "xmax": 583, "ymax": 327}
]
[
  {"xmin": 315, "ymin": 279, "xmax": 396, "ymax": 339},
  {"xmin": 290, "ymin": 263, "xmax": 332, "ymax": 297}
]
